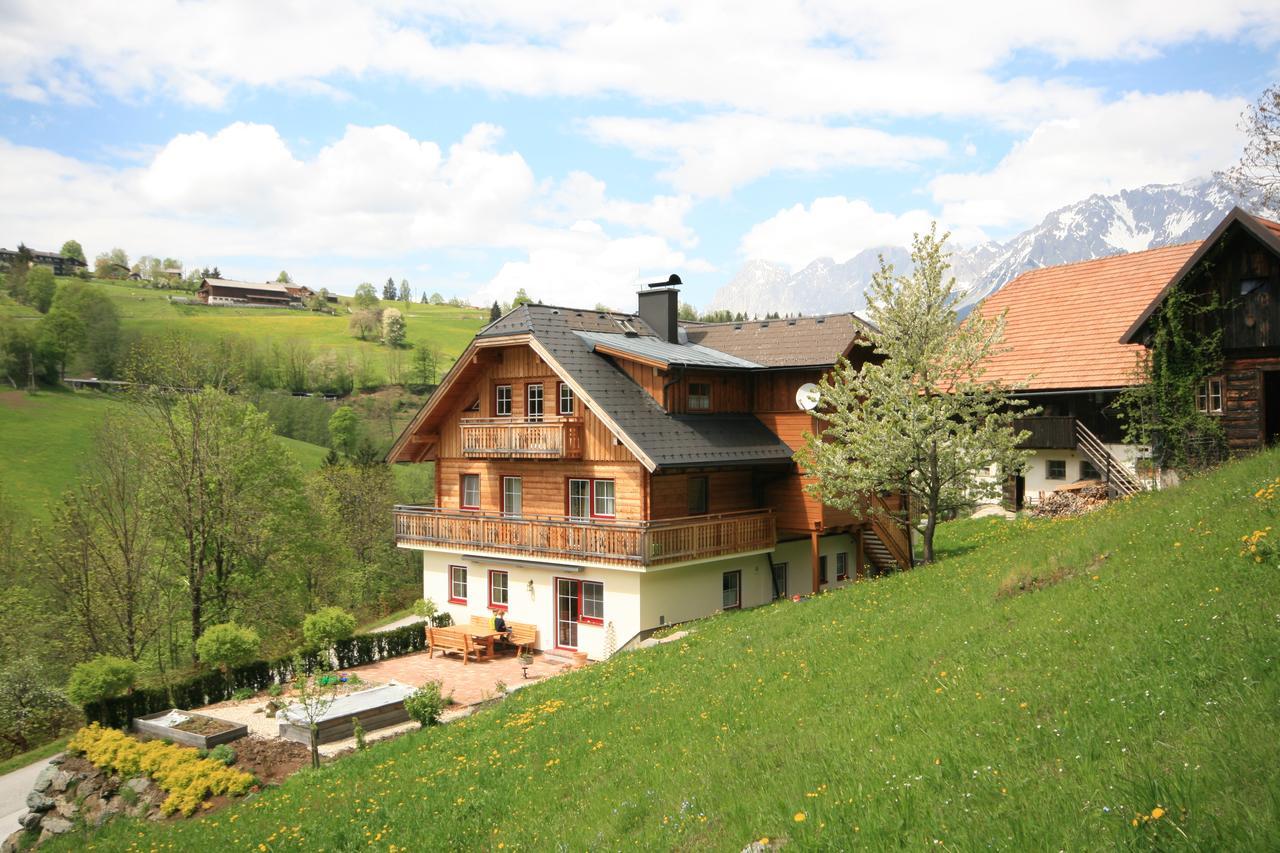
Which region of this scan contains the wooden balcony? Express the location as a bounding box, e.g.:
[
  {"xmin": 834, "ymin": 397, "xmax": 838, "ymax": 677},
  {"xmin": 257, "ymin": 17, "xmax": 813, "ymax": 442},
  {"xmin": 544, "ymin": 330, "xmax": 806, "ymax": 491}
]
[
  {"xmin": 1014, "ymin": 416, "xmax": 1078, "ymax": 449},
  {"xmin": 394, "ymin": 506, "xmax": 776, "ymax": 567},
  {"xmin": 459, "ymin": 417, "xmax": 583, "ymax": 459}
]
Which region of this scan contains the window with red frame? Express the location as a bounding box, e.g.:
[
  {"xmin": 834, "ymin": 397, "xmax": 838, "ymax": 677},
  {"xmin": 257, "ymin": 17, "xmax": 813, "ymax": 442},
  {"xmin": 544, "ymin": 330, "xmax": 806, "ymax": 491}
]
[
  {"xmin": 592, "ymin": 479, "xmax": 615, "ymax": 517},
  {"xmin": 581, "ymin": 580, "xmax": 604, "ymax": 623},
  {"xmin": 489, "ymin": 570, "xmax": 508, "ymax": 610},
  {"xmin": 449, "ymin": 565, "xmax": 468, "ymax": 604},
  {"xmin": 460, "ymin": 474, "xmax": 480, "ymax": 509},
  {"xmin": 558, "ymin": 383, "xmax": 575, "ymax": 415}
]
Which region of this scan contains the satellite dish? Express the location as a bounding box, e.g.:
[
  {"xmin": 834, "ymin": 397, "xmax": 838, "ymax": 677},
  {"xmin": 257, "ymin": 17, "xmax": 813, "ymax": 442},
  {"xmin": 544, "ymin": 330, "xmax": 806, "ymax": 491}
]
[{"xmin": 795, "ymin": 383, "xmax": 820, "ymax": 411}]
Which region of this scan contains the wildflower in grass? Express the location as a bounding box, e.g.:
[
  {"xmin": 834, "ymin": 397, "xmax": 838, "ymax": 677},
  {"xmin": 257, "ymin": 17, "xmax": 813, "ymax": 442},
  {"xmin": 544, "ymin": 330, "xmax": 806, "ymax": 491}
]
[{"xmin": 794, "ymin": 811, "xmax": 806, "ymax": 822}]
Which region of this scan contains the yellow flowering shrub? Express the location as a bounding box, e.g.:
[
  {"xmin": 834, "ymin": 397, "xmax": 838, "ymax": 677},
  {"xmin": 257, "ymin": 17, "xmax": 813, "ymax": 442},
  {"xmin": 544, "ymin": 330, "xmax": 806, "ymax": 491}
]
[{"xmin": 68, "ymin": 724, "xmax": 256, "ymax": 815}]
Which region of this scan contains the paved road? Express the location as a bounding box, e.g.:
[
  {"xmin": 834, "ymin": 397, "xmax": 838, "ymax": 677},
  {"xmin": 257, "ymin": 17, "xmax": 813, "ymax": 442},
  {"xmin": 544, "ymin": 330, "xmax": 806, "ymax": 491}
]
[
  {"xmin": 0, "ymin": 756, "xmax": 55, "ymax": 840},
  {"xmin": 374, "ymin": 615, "xmax": 427, "ymax": 633}
]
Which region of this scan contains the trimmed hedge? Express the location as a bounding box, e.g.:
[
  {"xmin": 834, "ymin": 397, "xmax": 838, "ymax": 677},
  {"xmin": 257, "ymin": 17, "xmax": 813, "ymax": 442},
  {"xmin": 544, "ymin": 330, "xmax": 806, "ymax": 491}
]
[{"xmin": 83, "ymin": 618, "xmax": 449, "ymax": 729}]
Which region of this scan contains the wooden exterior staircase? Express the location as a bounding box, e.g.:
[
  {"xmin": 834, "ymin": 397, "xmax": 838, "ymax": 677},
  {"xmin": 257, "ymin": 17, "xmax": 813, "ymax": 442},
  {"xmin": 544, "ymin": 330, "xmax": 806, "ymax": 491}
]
[
  {"xmin": 1073, "ymin": 421, "xmax": 1143, "ymax": 498},
  {"xmin": 863, "ymin": 494, "xmax": 913, "ymax": 573}
]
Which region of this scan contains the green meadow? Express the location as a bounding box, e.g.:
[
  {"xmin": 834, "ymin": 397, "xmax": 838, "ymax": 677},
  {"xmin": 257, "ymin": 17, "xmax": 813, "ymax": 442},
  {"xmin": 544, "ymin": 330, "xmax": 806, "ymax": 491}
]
[
  {"xmin": 0, "ymin": 389, "xmax": 333, "ymax": 513},
  {"xmin": 59, "ymin": 448, "xmax": 1280, "ymax": 850}
]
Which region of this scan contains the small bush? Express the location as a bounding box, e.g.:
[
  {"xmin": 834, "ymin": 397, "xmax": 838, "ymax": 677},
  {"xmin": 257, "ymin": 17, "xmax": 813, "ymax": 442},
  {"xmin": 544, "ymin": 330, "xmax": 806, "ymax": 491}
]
[
  {"xmin": 352, "ymin": 716, "xmax": 366, "ymax": 751},
  {"xmin": 267, "ymin": 683, "xmax": 283, "ymax": 698},
  {"xmin": 208, "ymin": 744, "xmax": 236, "ymax": 766},
  {"xmin": 404, "ymin": 682, "xmax": 446, "ymax": 727},
  {"xmin": 196, "ymin": 623, "xmax": 260, "ymax": 673},
  {"xmin": 303, "ymin": 607, "xmax": 357, "ymax": 651},
  {"xmin": 412, "ymin": 598, "xmax": 438, "ymax": 620},
  {"xmin": 230, "ymin": 687, "xmax": 254, "ymax": 701},
  {"xmin": 66, "ymin": 656, "xmax": 138, "ymax": 705},
  {"xmin": 69, "ymin": 724, "xmax": 255, "ymax": 815}
]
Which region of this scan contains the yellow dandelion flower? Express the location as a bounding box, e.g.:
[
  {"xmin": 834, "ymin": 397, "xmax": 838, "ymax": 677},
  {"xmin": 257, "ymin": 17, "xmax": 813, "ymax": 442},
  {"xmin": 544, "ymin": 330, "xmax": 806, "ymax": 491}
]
[
  {"xmin": 794, "ymin": 811, "xmax": 806, "ymax": 822},
  {"xmin": 1151, "ymin": 807, "xmax": 1165, "ymax": 820}
]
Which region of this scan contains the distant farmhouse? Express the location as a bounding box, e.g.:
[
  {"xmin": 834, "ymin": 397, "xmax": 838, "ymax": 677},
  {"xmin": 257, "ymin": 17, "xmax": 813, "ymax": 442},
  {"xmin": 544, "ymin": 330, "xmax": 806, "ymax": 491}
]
[
  {"xmin": 0, "ymin": 246, "xmax": 88, "ymax": 277},
  {"xmin": 196, "ymin": 278, "xmax": 336, "ymax": 307}
]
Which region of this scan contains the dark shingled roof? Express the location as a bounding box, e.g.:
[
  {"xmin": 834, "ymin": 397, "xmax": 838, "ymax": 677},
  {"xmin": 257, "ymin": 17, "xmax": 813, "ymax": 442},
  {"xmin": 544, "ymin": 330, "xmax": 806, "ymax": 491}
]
[
  {"xmin": 480, "ymin": 304, "xmax": 795, "ymax": 469},
  {"xmin": 682, "ymin": 313, "xmax": 873, "ymax": 367}
]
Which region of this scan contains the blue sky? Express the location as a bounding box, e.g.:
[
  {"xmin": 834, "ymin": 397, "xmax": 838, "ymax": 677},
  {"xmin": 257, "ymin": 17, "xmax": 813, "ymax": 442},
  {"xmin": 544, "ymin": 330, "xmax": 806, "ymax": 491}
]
[{"xmin": 1, "ymin": 2, "xmax": 1276, "ymax": 309}]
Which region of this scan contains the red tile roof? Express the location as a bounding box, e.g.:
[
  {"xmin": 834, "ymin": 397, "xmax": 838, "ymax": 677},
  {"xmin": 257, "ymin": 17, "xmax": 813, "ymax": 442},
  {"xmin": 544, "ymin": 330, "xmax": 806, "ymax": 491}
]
[{"xmin": 973, "ymin": 243, "xmax": 1200, "ymax": 391}]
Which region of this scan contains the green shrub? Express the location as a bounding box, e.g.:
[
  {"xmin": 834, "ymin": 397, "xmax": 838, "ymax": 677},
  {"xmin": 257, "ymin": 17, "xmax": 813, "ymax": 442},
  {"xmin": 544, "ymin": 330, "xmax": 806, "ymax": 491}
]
[
  {"xmin": 404, "ymin": 682, "xmax": 445, "ymax": 728},
  {"xmin": 352, "ymin": 716, "xmax": 366, "ymax": 751},
  {"xmin": 267, "ymin": 683, "xmax": 283, "ymax": 698},
  {"xmin": 230, "ymin": 687, "xmax": 254, "ymax": 701},
  {"xmin": 208, "ymin": 744, "xmax": 236, "ymax": 766},
  {"xmin": 412, "ymin": 598, "xmax": 437, "ymax": 620},
  {"xmin": 66, "ymin": 656, "xmax": 138, "ymax": 705},
  {"xmin": 302, "ymin": 607, "xmax": 357, "ymax": 650},
  {"xmin": 196, "ymin": 623, "xmax": 260, "ymax": 674},
  {"xmin": 0, "ymin": 658, "xmax": 77, "ymax": 754}
]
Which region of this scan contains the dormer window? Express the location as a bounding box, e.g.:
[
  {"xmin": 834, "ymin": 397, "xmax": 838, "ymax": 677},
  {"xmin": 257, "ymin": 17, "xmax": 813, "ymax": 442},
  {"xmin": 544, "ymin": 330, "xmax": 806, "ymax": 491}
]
[{"xmin": 688, "ymin": 382, "xmax": 711, "ymax": 412}]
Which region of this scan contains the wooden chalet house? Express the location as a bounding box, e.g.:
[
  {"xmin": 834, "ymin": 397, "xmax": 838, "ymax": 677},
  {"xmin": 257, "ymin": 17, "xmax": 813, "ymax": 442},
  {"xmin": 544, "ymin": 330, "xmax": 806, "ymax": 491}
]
[
  {"xmin": 0, "ymin": 246, "xmax": 87, "ymax": 277},
  {"xmin": 973, "ymin": 206, "xmax": 1280, "ymax": 508},
  {"xmin": 1122, "ymin": 207, "xmax": 1280, "ymax": 453},
  {"xmin": 388, "ymin": 278, "xmax": 912, "ymax": 659},
  {"xmin": 196, "ymin": 278, "xmax": 316, "ymax": 307}
]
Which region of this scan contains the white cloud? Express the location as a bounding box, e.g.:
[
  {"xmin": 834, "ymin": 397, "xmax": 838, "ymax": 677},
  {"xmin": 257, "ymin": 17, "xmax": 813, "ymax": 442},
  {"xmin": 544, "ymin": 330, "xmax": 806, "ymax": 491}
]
[
  {"xmin": 3, "ymin": 1, "xmax": 1276, "ymax": 124},
  {"xmin": 583, "ymin": 114, "xmax": 948, "ymax": 197},
  {"xmin": 738, "ymin": 197, "xmax": 941, "ymax": 270},
  {"xmin": 931, "ymin": 91, "xmax": 1248, "ymax": 232},
  {"xmin": 0, "ymin": 123, "xmax": 703, "ymax": 302},
  {"xmin": 474, "ymin": 225, "xmax": 706, "ymax": 311},
  {"xmin": 542, "ymin": 171, "xmax": 695, "ymax": 247}
]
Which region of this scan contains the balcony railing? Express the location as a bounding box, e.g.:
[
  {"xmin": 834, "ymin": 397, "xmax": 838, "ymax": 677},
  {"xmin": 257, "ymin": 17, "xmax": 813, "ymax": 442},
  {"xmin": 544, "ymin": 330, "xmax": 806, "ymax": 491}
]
[
  {"xmin": 459, "ymin": 417, "xmax": 583, "ymax": 458},
  {"xmin": 393, "ymin": 506, "xmax": 775, "ymax": 566},
  {"xmin": 1014, "ymin": 416, "xmax": 1078, "ymax": 449}
]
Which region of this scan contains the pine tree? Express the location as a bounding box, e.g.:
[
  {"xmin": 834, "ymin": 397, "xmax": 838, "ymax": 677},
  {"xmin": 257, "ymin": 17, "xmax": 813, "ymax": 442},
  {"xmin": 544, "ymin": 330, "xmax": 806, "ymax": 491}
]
[{"xmin": 489, "ymin": 302, "xmax": 501, "ymax": 322}]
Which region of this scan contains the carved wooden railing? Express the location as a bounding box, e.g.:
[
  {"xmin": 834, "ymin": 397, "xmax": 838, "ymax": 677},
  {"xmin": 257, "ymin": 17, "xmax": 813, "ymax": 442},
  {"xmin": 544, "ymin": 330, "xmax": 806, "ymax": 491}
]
[
  {"xmin": 459, "ymin": 417, "xmax": 583, "ymax": 458},
  {"xmin": 394, "ymin": 506, "xmax": 775, "ymax": 566}
]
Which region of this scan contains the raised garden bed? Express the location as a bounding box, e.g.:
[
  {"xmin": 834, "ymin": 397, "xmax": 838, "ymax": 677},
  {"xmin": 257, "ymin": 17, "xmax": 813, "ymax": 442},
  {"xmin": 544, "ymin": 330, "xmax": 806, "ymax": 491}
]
[
  {"xmin": 133, "ymin": 709, "xmax": 248, "ymax": 749},
  {"xmin": 277, "ymin": 683, "xmax": 415, "ymax": 745}
]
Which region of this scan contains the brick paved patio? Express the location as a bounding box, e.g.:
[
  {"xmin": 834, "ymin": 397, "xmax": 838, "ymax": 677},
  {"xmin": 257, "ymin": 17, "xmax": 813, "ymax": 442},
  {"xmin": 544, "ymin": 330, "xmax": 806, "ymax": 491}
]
[{"xmin": 346, "ymin": 649, "xmax": 572, "ymax": 706}]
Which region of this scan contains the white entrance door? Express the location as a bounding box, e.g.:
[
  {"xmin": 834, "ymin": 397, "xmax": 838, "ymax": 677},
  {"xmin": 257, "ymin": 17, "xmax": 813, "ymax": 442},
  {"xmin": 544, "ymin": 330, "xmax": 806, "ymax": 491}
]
[{"xmin": 556, "ymin": 578, "xmax": 579, "ymax": 648}]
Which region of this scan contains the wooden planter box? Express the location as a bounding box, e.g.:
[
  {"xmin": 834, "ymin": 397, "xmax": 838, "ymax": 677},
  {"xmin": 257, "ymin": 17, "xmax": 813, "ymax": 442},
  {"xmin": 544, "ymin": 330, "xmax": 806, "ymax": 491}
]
[
  {"xmin": 277, "ymin": 684, "xmax": 414, "ymax": 745},
  {"xmin": 132, "ymin": 709, "xmax": 248, "ymax": 749}
]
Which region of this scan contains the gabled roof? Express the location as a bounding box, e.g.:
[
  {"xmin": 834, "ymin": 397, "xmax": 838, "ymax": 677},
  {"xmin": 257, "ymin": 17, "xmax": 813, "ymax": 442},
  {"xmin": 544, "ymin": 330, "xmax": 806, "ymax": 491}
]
[
  {"xmin": 973, "ymin": 242, "xmax": 1199, "ymax": 391},
  {"xmin": 682, "ymin": 313, "xmax": 874, "ymax": 367},
  {"xmin": 1120, "ymin": 207, "xmax": 1280, "ymax": 344},
  {"xmin": 390, "ymin": 302, "xmax": 801, "ymax": 470}
]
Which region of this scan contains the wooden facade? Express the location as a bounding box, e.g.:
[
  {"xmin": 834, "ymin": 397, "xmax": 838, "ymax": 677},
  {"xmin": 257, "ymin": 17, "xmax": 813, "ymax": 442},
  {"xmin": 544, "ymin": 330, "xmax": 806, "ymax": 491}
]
[
  {"xmin": 1176, "ymin": 223, "xmax": 1280, "ymax": 451},
  {"xmin": 393, "ymin": 327, "xmax": 912, "ymax": 586}
]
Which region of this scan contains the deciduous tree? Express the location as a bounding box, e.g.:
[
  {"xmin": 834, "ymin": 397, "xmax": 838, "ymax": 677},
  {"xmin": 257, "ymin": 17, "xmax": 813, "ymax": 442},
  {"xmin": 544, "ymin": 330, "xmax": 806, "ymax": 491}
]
[
  {"xmin": 797, "ymin": 226, "xmax": 1033, "ymax": 563},
  {"xmin": 1223, "ymin": 83, "xmax": 1280, "ymax": 206},
  {"xmin": 25, "ymin": 265, "xmax": 55, "ymax": 312},
  {"xmin": 60, "ymin": 240, "xmax": 86, "ymax": 264},
  {"xmin": 353, "ymin": 283, "xmax": 378, "ymax": 310},
  {"xmin": 381, "ymin": 307, "xmax": 406, "ymax": 347}
]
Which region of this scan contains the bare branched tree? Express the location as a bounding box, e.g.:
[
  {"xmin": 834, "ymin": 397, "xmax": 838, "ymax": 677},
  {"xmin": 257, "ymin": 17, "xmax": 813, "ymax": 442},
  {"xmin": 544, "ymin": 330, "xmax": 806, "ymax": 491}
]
[{"xmin": 1221, "ymin": 84, "xmax": 1280, "ymax": 206}]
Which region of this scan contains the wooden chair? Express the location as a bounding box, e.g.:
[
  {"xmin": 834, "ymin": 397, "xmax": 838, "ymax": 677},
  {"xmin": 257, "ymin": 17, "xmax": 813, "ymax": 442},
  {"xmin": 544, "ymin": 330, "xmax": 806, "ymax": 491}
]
[{"xmin": 428, "ymin": 627, "xmax": 479, "ymax": 665}]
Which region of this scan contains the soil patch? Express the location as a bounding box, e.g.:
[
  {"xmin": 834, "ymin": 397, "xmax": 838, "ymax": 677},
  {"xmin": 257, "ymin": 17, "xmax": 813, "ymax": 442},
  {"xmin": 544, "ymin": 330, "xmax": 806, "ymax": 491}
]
[
  {"xmin": 232, "ymin": 736, "xmax": 310, "ymax": 785},
  {"xmin": 171, "ymin": 714, "xmax": 238, "ymax": 736}
]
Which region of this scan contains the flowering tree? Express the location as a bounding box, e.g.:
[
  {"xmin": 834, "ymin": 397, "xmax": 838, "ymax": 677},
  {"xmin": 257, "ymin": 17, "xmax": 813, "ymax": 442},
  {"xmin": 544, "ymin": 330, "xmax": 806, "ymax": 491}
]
[{"xmin": 797, "ymin": 225, "xmax": 1033, "ymax": 563}]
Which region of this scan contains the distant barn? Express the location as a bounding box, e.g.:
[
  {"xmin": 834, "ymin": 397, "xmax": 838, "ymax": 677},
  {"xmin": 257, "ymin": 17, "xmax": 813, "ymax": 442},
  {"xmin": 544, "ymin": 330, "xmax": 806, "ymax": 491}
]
[{"xmin": 196, "ymin": 278, "xmax": 315, "ymax": 307}]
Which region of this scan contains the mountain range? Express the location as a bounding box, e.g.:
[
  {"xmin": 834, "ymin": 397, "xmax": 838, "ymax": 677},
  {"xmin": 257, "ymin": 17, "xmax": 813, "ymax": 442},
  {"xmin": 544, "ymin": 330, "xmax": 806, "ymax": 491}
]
[{"xmin": 708, "ymin": 176, "xmax": 1260, "ymax": 317}]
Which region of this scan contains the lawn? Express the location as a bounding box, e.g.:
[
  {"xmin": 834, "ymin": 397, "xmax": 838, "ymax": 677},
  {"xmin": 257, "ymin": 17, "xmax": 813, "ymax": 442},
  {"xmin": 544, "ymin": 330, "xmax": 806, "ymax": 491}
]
[
  {"xmin": 58, "ymin": 449, "xmax": 1280, "ymax": 850},
  {"xmin": 0, "ymin": 389, "xmax": 334, "ymax": 514},
  {"xmin": 80, "ymin": 279, "xmax": 486, "ymax": 385}
]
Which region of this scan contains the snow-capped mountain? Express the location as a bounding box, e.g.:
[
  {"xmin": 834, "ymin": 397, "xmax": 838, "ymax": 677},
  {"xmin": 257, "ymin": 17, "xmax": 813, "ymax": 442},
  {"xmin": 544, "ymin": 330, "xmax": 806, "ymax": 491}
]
[{"xmin": 708, "ymin": 176, "xmax": 1259, "ymax": 317}]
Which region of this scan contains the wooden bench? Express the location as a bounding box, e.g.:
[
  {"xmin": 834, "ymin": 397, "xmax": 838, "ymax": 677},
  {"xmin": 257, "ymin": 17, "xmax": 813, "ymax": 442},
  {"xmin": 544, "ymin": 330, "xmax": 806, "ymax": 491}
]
[
  {"xmin": 470, "ymin": 615, "xmax": 495, "ymax": 631},
  {"xmin": 507, "ymin": 622, "xmax": 537, "ymax": 656},
  {"xmin": 427, "ymin": 627, "xmax": 480, "ymax": 665}
]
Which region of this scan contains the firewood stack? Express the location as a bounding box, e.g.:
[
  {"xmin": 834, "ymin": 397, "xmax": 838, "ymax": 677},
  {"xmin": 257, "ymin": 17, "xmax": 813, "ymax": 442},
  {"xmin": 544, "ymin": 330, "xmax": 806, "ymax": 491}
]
[{"xmin": 1030, "ymin": 482, "xmax": 1110, "ymax": 518}]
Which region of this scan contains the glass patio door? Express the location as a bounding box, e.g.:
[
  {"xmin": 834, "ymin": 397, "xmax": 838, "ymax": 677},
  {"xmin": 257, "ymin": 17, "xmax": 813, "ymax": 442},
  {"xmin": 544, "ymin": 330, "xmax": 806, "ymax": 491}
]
[{"xmin": 556, "ymin": 578, "xmax": 579, "ymax": 648}]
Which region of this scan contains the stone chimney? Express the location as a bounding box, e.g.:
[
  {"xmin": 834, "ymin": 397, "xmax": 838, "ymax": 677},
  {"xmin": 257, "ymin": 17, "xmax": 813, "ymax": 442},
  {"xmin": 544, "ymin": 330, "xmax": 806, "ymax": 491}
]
[{"xmin": 638, "ymin": 274, "xmax": 681, "ymax": 343}]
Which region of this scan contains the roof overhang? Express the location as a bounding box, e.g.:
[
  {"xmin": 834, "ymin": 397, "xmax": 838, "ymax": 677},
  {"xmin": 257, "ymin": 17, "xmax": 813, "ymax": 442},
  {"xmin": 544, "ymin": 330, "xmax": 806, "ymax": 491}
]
[{"xmin": 1120, "ymin": 207, "xmax": 1280, "ymax": 344}]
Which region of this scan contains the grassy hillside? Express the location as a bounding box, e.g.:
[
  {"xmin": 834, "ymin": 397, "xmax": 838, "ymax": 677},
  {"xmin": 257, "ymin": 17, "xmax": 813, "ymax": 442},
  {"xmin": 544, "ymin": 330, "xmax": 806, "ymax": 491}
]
[
  {"xmin": 0, "ymin": 389, "xmax": 334, "ymax": 512},
  {"xmin": 60, "ymin": 450, "xmax": 1280, "ymax": 850},
  {"xmin": 69, "ymin": 277, "xmax": 487, "ymax": 384}
]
